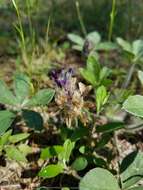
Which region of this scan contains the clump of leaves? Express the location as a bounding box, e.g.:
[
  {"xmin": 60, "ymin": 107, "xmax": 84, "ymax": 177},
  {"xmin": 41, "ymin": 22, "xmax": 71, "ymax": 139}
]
[
  {"xmin": 0, "ymin": 73, "xmax": 55, "ymax": 135},
  {"xmin": 68, "ymin": 31, "xmax": 117, "ymax": 55},
  {"xmin": 117, "ymin": 38, "xmax": 143, "ymax": 63},
  {"xmin": 38, "ymin": 139, "xmax": 75, "ymax": 179},
  {"xmin": 80, "ymin": 151, "xmax": 143, "ymax": 190},
  {"xmin": 0, "ymin": 130, "xmax": 32, "ymax": 162},
  {"xmin": 38, "ymin": 124, "xmax": 91, "ymax": 179},
  {"xmin": 80, "ymin": 55, "xmax": 112, "ymax": 88},
  {"xmin": 80, "ymin": 55, "xmax": 111, "ymax": 114}
]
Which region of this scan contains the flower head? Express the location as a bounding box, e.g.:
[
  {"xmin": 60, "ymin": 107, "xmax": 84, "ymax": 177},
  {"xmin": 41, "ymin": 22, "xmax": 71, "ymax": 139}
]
[{"xmin": 51, "ymin": 68, "xmax": 91, "ymax": 127}]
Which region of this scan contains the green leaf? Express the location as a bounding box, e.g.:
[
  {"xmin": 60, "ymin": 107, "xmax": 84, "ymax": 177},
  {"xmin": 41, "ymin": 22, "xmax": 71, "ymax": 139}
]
[
  {"xmin": 138, "ymin": 70, "xmax": 143, "ymax": 85},
  {"xmin": 117, "ymin": 38, "xmax": 143, "ymax": 62},
  {"xmin": 79, "ymin": 146, "xmax": 86, "ymax": 154},
  {"xmin": 80, "ymin": 68, "xmax": 96, "ymax": 87},
  {"xmin": 120, "ymin": 151, "xmax": 143, "ymax": 189},
  {"xmin": 80, "ymin": 55, "xmax": 101, "ymax": 87},
  {"xmin": 68, "ymin": 33, "xmax": 84, "ymax": 46},
  {"xmin": 99, "ymin": 67, "xmax": 111, "ymax": 82},
  {"xmin": 26, "ymin": 89, "xmax": 55, "ymax": 107},
  {"xmin": 96, "ymin": 122, "xmax": 124, "ymax": 133},
  {"xmin": 96, "ymin": 42, "xmax": 118, "ymax": 51},
  {"xmin": 41, "ymin": 145, "xmax": 64, "ymax": 160},
  {"xmin": 61, "ymin": 188, "xmax": 70, "ymax": 190},
  {"xmin": 133, "ymin": 40, "xmax": 143, "ymax": 61},
  {"xmin": 0, "ymin": 130, "xmax": 12, "ymax": 150},
  {"xmin": 11, "ymin": 0, "xmax": 18, "ymax": 12},
  {"xmin": 18, "ymin": 144, "xmax": 32, "ymax": 155},
  {"xmin": 5, "ymin": 146, "xmax": 27, "ymax": 162},
  {"xmin": 71, "ymin": 127, "xmax": 89, "ymax": 141},
  {"xmin": 96, "ymin": 133, "xmax": 112, "ymax": 148},
  {"xmin": 86, "ymin": 31, "xmax": 101, "ymax": 45},
  {"xmin": 9, "ymin": 133, "xmax": 30, "ymax": 143},
  {"xmin": 60, "ymin": 139, "xmax": 75, "ymax": 163},
  {"xmin": 116, "ymin": 37, "xmax": 132, "ymax": 53},
  {"xmin": 72, "ymin": 156, "xmax": 88, "ymax": 171},
  {"xmin": 72, "ymin": 44, "xmax": 83, "ymax": 51},
  {"xmin": 38, "ymin": 164, "xmax": 63, "ymax": 179},
  {"xmin": 0, "ymin": 80, "xmax": 17, "ymax": 105},
  {"xmin": 92, "ymin": 156, "xmax": 107, "ymax": 167},
  {"xmin": 14, "ymin": 73, "xmax": 31, "ymax": 103},
  {"xmin": 0, "ymin": 111, "xmax": 16, "ymax": 135},
  {"xmin": 87, "ymin": 55, "xmax": 100, "ymax": 80},
  {"xmin": 123, "ymin": 95, "xmax": 143, "ymax": 117},
  {"xmin": 22, "ymin": 110, "xmax": 43, "ymax": 131},
  {"xmin": 79, "ymin": 168, "xmax": 120, "ymax": 190},
  {"xmin": 96, "ymin": 85, "xmax": 109, "ymax": 114}
]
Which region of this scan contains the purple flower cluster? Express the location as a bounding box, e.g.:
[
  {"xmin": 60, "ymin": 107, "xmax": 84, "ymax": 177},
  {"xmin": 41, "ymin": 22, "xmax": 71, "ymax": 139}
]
[{"xmin": 51, "ymin": 68, "xmax": 74, "ymax": 89}]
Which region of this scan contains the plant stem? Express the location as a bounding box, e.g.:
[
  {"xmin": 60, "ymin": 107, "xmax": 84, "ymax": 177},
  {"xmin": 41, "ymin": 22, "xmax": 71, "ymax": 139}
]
[
  {"xmin": 26, "ymin": 0, "xmax": 35, "ymax": 50},
  {"xmin": 65, "ymin": 168, "xmax": 81, "ymax": 180},
  {"xmin": 122, "ymin": 63, "xmax": 136, "ymax": 89},
  {"xmin": 113, "ymin": 131, "xmax": 122, "ymax": 188},
  {"xmin": 75, "ymin": 1, "xmax": 87, "ymax": 37},
  {"xmin": 108, "ymin": 0, "xmax": 116, "ymax": 41},
  {"xmin": 26, "ymin": 0, "xmax": 32, "ymax": 37},
  {"xmin": 11, "ymin": 0, "xmax": 26, "ymax": 52},
  {"xmin": 45, "ymin": 15, "xmax": 51, "ymax": 52}
]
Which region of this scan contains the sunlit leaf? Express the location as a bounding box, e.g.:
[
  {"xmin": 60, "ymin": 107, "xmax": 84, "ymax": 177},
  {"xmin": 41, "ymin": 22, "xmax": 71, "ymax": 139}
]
[
  {"xmin": 80, "ymin": 168, "xmax": 120, "ymax": 190},
  {"xmin": 9, "ymin": 133, "xmax": 30, "ymax": 143},
  {"xmin": 68, "ymin": 33, "xmax": 84, "ymax": 46},
  {"xmin": 38, "ymin": 164, "xmax": 63, "ymax": 179},
  {"xmin": 41, "ymin": 145, "xmax": 64, "ymax": 160},
  {"xmin": 6, "ymin": 146, "xmax": 27, "ymax": 162},
  {"xmin": 123, "ymin": 95, "xmax": 143, "ymax": 118}
]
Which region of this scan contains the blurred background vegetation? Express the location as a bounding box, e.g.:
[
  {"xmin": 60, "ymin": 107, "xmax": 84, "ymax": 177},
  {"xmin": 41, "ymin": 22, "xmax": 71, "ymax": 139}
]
[{"xmin": 0, "ymin": 0, "xmax": 143, "ymax": 55}]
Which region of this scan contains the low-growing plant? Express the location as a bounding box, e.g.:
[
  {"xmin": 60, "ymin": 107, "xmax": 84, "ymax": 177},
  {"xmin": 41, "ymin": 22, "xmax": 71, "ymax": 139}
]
[
  {"xmin": 11, "ymin": 0, "xmax": 60, "ymax": 78},
  {"xmin": 80, "ymin": 54, "xmax": 111, "ymax": 114},
  {"xmin": 38, "ymin": 120, "xmax": 125, "ymax": 180},
  {"xmin": 38, "ymin": 139, "xmax": 76, "ymax": 179},
  {"xmin": 117, "ymin": 38, "xmax": 143, "ymax": 63},
  {"xmin": 68, "ymin": 31, "xmax": 117, "ymax": 56},
  {"xmin": 2, "ymin": 1, "xmax": 143, "ymax": 189},
  {"xmin": 80, "ymin": 55, "xmax": 112, "ymax": 88},
  {"xmin": 38, "ymin": 125, "xmax": 94, "ymax": 180},
  {"xmin": 80, "ymin": 151, "xmax": 143, "ymax": 190},
  {"xmin": 0, "ymin": 73, "xmax": 55, "ymax": 135}
]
